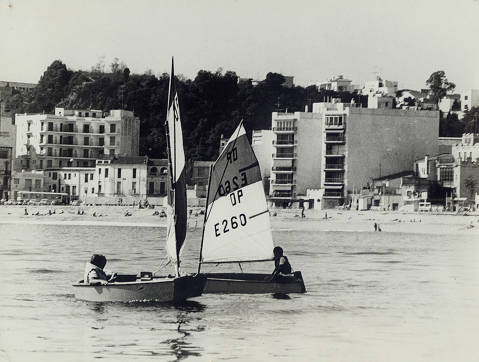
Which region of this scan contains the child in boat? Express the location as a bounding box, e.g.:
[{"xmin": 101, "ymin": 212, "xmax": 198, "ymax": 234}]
[
  {"xmin": 84, "ymin": 254, "xmax": 117, "ymax": 285},
  {"xmin": 269, "ymin": 246, "xmax": 292, "ymax": 281}
]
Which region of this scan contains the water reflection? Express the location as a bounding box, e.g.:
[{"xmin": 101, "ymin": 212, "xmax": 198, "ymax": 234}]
[{"xmin": 162, "ymin": 301, "xmax": 206, "ymax": 361}]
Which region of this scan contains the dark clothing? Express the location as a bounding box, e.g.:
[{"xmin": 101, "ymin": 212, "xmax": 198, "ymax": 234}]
[{"xmin": 275, "ymin": 256, "xmax": 292, "ymax": 275}]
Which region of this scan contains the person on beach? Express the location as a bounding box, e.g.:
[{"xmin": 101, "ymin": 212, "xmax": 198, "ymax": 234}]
[
  {"xmin": 268, "ymin": 246, "xmax": 293, "ymax": 281},
  {"xmin": 83, "ymin": 254, "xmax": 117, "ymax": 285},
  {"xmin": 374, "ymin": 222, "xmax": 378, "ymax": 231}
]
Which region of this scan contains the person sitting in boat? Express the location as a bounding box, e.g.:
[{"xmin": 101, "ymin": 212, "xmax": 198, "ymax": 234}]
[
  {"xmin": 269, "ymin": 246, "xmax": 292, "ymax": 281},
  {"xmin": 84, "ymin": 254, "xmax": 117, "ymax": 285}
]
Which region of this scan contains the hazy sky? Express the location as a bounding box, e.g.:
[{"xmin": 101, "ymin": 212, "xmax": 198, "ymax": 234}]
[{"xmin": 1, "ymin": 0, "xmax": 478, "ymax": 91}]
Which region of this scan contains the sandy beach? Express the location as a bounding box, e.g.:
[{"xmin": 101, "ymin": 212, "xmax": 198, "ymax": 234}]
[{"xmin": 0, "ymin": 205, "xmax": 478, "ymax": 236}]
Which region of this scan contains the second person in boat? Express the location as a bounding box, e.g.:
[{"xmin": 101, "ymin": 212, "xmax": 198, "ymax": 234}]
[
  {"xmin": 84, "ymin": 254, "xmax": 117, "ymax": 285},
  {"xmin": 267, "ymin": 246, "xmax": 293, "ymax": 281}
]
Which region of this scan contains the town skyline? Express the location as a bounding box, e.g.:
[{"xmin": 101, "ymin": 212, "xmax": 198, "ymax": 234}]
[{"xmin": 1, "ymin": 0, "xmax": 478, "ymax": 91}]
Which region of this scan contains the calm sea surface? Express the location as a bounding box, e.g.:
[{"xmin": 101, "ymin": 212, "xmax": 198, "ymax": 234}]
[{"xmin": 0, "ymin": 219, "xmax": 478, "ymax": 361}]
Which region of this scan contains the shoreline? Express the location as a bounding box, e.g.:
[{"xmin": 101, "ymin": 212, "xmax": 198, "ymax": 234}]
[{"xmin": 0, "ymin": 205, "xmax": 477, "ymax": 235}]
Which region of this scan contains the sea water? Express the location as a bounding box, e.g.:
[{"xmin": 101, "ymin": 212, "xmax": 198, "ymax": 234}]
[{"xmin": 0, "ymin": 219, "xmax": 478, "ymax": 361}]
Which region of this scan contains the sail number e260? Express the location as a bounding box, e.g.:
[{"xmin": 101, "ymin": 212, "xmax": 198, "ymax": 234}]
[{"xmin": 214, "ymin": 214, "xmax": 247, "ymax": 237}]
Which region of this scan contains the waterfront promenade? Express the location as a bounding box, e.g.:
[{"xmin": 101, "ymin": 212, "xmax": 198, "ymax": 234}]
[{"xmin": 0, "ymin": 205, "xmax": 477, "ymax": 236}]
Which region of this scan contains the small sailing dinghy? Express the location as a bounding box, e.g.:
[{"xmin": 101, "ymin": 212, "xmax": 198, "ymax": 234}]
[
  {"xmin": 73, "ymin": 59, "xmax": 206, "ymax": 302},
  {"xmin": 198, "ymin": 122, "xmax": 306, "ymax": 294}
]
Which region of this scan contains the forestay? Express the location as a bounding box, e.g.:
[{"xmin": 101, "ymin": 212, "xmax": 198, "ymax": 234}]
[
  {"xmin": 165, "ymin": 60, "xmax": 188, "ymax": 266},
  {"xmin": 201, "ymin": 123, "xmax": 274, "ymax": 263}
]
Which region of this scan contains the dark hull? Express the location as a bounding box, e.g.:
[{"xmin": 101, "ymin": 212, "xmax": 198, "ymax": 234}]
[
  {"xmin": 73, "ymin": 274, "xmax": 206, "ymax": 302},
  {"xmin": 201, "ymin": 271, "xmax": 306, "ymax": 294}
]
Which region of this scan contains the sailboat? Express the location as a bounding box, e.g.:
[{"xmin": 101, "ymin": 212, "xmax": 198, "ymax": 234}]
[
  {"xmin": 198, "ymin": 122, "xmax": 306, "ymax": 294},
  {"xmin": 73, "ymin": 59, "xmax": 206, "ymax": 302}
]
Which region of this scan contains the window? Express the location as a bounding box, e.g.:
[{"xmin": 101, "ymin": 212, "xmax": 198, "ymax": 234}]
[
  {"xmin": 68, "ymin": 173, "xmax": 71, "ymax": 180},
  {"xmin": 132, "ymin": 182, "xmax": 137, "ymax": 194},
  {"xmin": 90, "ymin": 173, "xmax": 93, "ymax": 180},
  {"xmin": 47, "ymin": 160, "xmax": 53, "ymax": 168},
  {"xmin": 98, "ymin": 184, "xmax": 102, "ymax": 193},
  {"xmin": 116, "ymin": 181, "xmax": 121, "ymax": 194},
  {"xmin": 14, "ymin": 178, "xmax": 19, "ymax": 185},
  {"xmin": 110, "ymin": 124, "xmax": 116, "ymax": 133},
  {"xmin": 47, "ymin": 135, "xmax": 53, "ymax": 144},
  {"xmin": 52, "ymin": 171, "xmax": 57, "ymax": 180},
  {"xmin": 48, "ymin": 122, "xmax": 53, "ymax": 131},
  {"xmin": 35, "ymin": 179, "xmax": 41, "ymax": 190},
  {"xmin": 84, "ymin": 137, "xmax": 89, "ymax": 145},
  {"xmin": 83, "ymin": 149, "xmax": 89, "ymax": 158},
  {"xmin": 91, "ymin": 187, "xmax": 95, "ymax": 194},
  {"xmin": 64, "ymin": 173, "xmax": 67, "ymax": 179},
  {"xmin": 105, "ymin": 168, "xmax": 109, "ymax": 177},
  {"xmin": 110, "ymin": 136, "xmax": 116, "ymax": 146},
  {"xmin": 99, "ymin": 125, "xmax": 105, "ymax": 134},
  {"xmin": 92, "ymin": 112, "xmax": 96, "ymax": 118},
  {"xmin": 72, "ymin": 186, "xmax": 76, "ymax": 195},
  {"xmin": 118, "ymin": 168, "xmax": 122, "ymax": 178},
  {"xmin": 133, "ymin": 168, "xmax": 137, "ymax": 179},
  {"xmin": 99, "ymin": 137, "xmax": 104, "ymax": 146},
  {"xmin": 440, "ymin": 168, "xmax": 453, "ymax": 182},
  {"xmin": 59, "ymin": 161, "xmax": 62, "ymax": 167},
  {"xmin": 40, "ymin": 135, "xmax": 44, "ymax": 143},
  {"xmin": 84, "ymin": 174, "xmax": 89, "ymax": 183},
  {"xmin": 83, "ymin": 124, "xmax": 89, "ymax": 133},
  {"xmin": 27, "ymin": 122, "xmax": 31, "ymax": 132},
  {"xmin": 39, "ymin": 160, "xmax": 43, "ymax": 169},
  {"xmin": 85, "ymin": 112, "xmax": 89, "ymax": 117},
  {"xmin": 98, "ymin": 168, "xmax": 102, "ymax": 175},
  {"xmin": 41, "ymin": 122, "xmax": 44, "ymax": 131}
]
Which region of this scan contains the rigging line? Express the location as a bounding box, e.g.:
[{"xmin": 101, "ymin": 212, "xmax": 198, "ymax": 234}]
[
  {"xmin": 249, "ymin": 210, "xmax": 269, "ymax": 219},
  {"xmin": 205, "ymin": 120, "xmax": 244, "ymax": 223}
]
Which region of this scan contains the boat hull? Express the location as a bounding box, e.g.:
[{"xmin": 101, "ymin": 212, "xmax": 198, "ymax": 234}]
[
  {"xmin": 73, "ymin": 274, "xmax": 206, "ymax": 302},
  {"xmin": 201, "ymin": 271, "xmax": 306, "ymax": 294}
]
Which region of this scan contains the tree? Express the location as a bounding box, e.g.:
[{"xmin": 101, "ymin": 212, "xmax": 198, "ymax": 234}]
[{"xmin": 426, "ymin": 70, "xmax": 455, "ymax": 105}]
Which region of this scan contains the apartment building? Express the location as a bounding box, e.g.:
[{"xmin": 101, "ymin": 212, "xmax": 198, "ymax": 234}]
[
  {"xmin": 15, "ymin": 108, "xmax": 140, "ymax": 170},
  {"xmin": 0, "ymin": 116, "xmax": 15, "ymax": 199},
  {"xmin": 269, "ymin": 101, "xmax": 439, "ymax": 208},
  {"xmin": 452, "ymin": 133, "xmax": 479, "ymax": 163}
]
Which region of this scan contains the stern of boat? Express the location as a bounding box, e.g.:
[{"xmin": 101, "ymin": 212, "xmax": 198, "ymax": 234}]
[{"xmin": 173, "ymin": 274, "xmax": 207, "ymax": 301}]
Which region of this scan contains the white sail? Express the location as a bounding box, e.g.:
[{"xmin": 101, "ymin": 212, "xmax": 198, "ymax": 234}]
[{"xmin": 201, "ymin": 123, "xmax": 274, "ymax": 263}]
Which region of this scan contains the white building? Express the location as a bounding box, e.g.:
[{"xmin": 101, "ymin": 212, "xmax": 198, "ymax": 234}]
[
  {"xmin": 461, "ymin": 89, "xmax": 479, "ymax": 112},
  {"xmin": 318, "ymin": 75, "xmax": 354, "ymax": 92},
  {"xmin": 362, "ymin": 76, "xmax": 398, "ymax": 97},
  {"xmin": 15, "ymin": 108, "xmax": 140, "ymax": 170}
]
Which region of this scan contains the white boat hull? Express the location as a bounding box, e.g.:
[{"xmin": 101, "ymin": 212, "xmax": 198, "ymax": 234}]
[
  {"xmin": 73, "ymin": 274, "xmax": 206, "ymax": 302},
  {"xmin": 202, "ymin": 271, "xmax": 306, "ymax": 294}
]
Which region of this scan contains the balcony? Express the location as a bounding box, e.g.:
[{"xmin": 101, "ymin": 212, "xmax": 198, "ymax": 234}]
[
  {"xmin": 325, "ymin": 134, "xmax": 345, "ymax": 143},
  {"xmin": 272, "ymin": 153, "xmax": 297, "ymax": 159},
  {"xmin": 324, "ymin": 123, "xmax": 344, "ymax": 130},
  {"xmin": 273, "ymin": 139, "xmax": 297, "ymax": 146},
  {"xmin": 324, "ymin": 177, "xmax": 344, "ymax": 184},
  {"xmin": 271, "ymin": 178, "xmax": 294, "ymax": 186},
  {"xmin": 324, "ymin": 163, "xmax": 344, "ymax": 170},
  {"xmin": 272, "ymin": 127, "xmax": 297, "ymax": 133},
  {"xmin": 272, "ymin": 166, "xmax": 296, "ymax": 173},
  {"xmin": 325, "ymin": 149, "xmax": 344, "ymax": 157}
]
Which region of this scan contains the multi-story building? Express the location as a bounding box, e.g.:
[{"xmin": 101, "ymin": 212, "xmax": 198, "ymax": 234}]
[
  {"xmin": 0, "ymin": 116, "xmax": 15, "ymax": 199},
  {"xmin": 269, "ymin": 101, "xmax": 439, "ymax": 208},
  {"xmin": 362, "ymin": 76, "xmax": 398, "ymax": 97},
  {"xmin": 452, "ymin": 133, "xmax": 479, "ymax": 163},
  {"xmin": 147, "ymin": 158, "xmax": 168, "ymax": 196},
  {"xmin": 461, "ymin": 89, "xmax": 479, "ymax": 112},
  {"xmin": 93, "ymin": 157, "xmax": 148, "ymax": 199},
  {"xmin": 318, "ymin": 75, "xmax": 354, "ymax": 92},
  {"xmin": 15, "ymin": 108, "xmax": 140, "ymax": 170}
]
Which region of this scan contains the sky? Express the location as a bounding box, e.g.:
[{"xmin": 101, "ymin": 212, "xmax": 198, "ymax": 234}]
[{"xmin": 1, "ymin": 0, "xmax": 478, "ymax": 91}]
